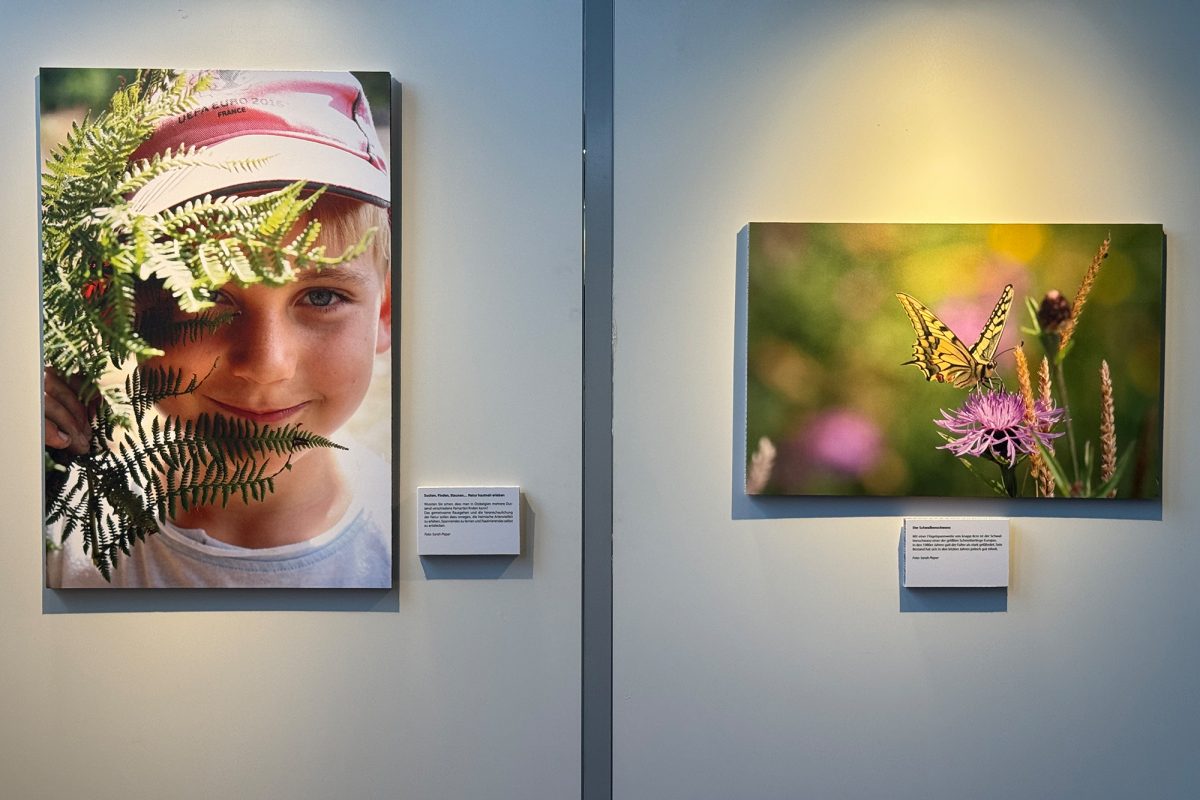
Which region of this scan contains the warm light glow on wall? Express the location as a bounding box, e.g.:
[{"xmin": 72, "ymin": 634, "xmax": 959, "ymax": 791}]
[{"xmin": 736, "ymin": 5, "xmax": 1177, "ymax": 221}]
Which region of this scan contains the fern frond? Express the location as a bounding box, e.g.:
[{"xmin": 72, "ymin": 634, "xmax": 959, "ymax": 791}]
[
  {"xmin": 137, "ymin": 305, "xmax": 234, "ymax": 350},
  {"xmin": 118, "ymin": 149, "xmax": 274, "ymax": 196},
  {"xmin": 126, "ymin": 363, "xmax": 215, "ymax": 415}
]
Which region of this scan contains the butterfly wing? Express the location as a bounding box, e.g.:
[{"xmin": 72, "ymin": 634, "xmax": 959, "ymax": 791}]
[
  {"xmin": 896, "ymin": 292, "xmax": 982, "ymax": 389},
  {"xmin": 969, "ymin": 284, "xmax": 1014, "ymax": 361}
]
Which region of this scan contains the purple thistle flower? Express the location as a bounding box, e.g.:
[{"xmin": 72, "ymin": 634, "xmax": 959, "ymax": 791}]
[{"xmin": 935, "ymin": 390, "xmax": 1064, "ymax": 464}]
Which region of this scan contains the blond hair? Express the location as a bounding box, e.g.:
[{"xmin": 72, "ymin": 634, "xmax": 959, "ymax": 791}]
[{"xmin": 310, "ymin": 192, "xmax": 391, "ymax": 277}]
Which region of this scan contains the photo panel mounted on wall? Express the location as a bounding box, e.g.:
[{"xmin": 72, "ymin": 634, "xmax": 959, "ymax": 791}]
[
  {"xmin": 41, "ymin": 68, "xmax": 395, "ymax": 588},
  {"xmin": 742, "ymin": 223, "xmax": 1164, "ymax": 500}
]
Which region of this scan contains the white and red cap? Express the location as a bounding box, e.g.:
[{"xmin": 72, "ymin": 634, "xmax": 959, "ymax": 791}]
[{"xmin": 129, "ymin": 70, "xmax": 390, "ymax": 214}]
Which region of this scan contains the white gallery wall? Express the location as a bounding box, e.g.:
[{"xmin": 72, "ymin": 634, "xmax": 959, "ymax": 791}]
[
  {"xmin": 613, "ymin": 2, "xmax": 1200, "ymax": 799},
  {"xmin": 0, "ymin": 2, "xmax": 581, "ymax": 799}
]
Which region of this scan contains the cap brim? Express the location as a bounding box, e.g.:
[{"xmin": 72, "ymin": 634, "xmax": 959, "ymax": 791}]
[{"xmin": 128, "ymin": 134, "xmax": 390, "ymax": 215}]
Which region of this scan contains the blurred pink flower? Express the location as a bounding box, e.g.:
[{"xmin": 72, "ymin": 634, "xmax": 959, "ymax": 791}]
[{"xmin": 804, "ymin": 409, "xmax": 883, "ymax": 477}]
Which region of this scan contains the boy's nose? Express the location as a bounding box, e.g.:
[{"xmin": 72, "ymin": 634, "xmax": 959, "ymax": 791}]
[{"xmin": 227, "ymin": 316, "xmax": 298, "ymax": 384}]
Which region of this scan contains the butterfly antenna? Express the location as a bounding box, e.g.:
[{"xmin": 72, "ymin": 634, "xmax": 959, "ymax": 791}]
[{"xmin": 995, "ymin": 341, "xmax": 1025, "ymax": 361}]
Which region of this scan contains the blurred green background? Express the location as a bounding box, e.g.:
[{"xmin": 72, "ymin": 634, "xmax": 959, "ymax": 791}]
[{"xmin": 745, "ymin": 222, "xmax": 1163, "ymax": 498}]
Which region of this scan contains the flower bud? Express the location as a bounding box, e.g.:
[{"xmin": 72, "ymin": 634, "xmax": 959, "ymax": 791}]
[{"xmin": 1037, "ymin": 290, "xmax": 1072, "ymax": 332}]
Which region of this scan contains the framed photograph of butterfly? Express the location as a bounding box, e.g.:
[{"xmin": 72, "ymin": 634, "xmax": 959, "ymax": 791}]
[{"xmin": 741, "ymin": 222, "xmax": 1164, "ymax": 499}]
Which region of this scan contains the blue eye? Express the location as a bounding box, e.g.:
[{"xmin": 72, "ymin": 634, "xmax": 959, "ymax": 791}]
[{"xmin": 305, "ymin": 289, "xmax": 339, "ymax": 307}]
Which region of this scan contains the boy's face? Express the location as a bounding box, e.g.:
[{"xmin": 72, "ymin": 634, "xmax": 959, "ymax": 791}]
[{"xmin": 148, "ymin": 252, "xmax": 391, "ymax": 443}]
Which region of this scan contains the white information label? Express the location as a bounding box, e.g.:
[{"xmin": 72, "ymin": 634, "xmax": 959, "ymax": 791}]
[
  {"xmin": 418, "ymin": 486, "xmax": 521, "ymax": 555},
  {"xmin": 903, "ymin": 517, "xmax": 1009, "ymax": 588}
]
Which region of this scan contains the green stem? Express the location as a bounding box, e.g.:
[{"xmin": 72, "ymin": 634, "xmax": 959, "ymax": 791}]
[
  {"xmin": 1053, "ymin": 359, "xmax": 1079, "ymax": 488},
  {"xmin": 999, "ymin": 461, "xmax": 1019, "ymax": 498}
]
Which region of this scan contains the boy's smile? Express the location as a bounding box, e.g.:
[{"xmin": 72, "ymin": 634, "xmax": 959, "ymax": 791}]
[{"xmin": 205, "ymin": 397, "xmax": 312, "ymax": 426}]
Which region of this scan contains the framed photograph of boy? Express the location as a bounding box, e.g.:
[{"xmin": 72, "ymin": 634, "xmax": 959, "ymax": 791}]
[{"xmin": 41, "ymin": 68, "xmax": 394, "ymax": 588}]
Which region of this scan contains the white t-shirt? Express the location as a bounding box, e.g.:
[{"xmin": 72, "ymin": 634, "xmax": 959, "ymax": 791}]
[{"xmin": 47, "ymin": 444, "xmax": 393, "ymax": 589}]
